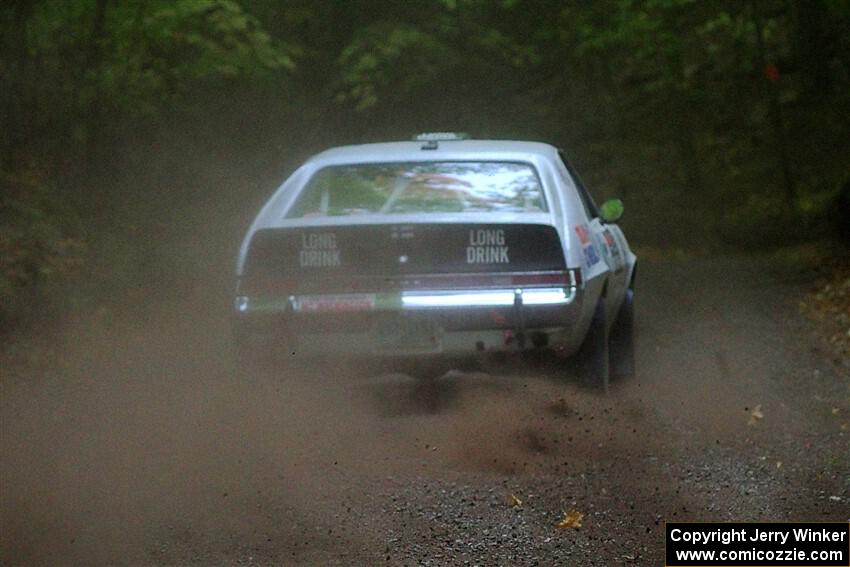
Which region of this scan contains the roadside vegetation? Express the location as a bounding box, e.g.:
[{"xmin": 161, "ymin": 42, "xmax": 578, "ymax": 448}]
[
  {"xmin": 2, "ymin": 0, "xmax": 849, "ymax": 344},
  {"xmin": 802, "ymin": 260, "xmax": 850, "ymax": 366}
]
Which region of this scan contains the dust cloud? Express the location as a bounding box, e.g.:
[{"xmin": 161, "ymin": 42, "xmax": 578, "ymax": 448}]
[
  {"xmin": 1, "ymin": 289, "xmax": 659, "ymax": 565},
  {"xmin": 2, "ymin": 236, "xmax": 834, "ymax": 565}
]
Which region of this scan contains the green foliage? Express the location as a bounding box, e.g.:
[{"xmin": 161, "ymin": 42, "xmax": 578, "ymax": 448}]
[
  {"xmin": 2, "ymin": 0, "xmax": 849, "ymax": 335},
  {"xmin": 138, "ymin": 0, "xmax": 295, "ymax": 86},
  {"xmin": 0, "ymin": 170, "xmax": 86, "ymax": 326},
  {"xmin": 18, "ymin": 0, "xmax": 296, "ymax": 129},
  {"xmin": 337, "ymin": 23, "xmax": 456, "ymax": 110}
]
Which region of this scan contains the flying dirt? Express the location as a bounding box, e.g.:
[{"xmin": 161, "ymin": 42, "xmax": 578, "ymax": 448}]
[{"xmin": 1, "ymin": 253, "xmax": 848, "ymax": 565}]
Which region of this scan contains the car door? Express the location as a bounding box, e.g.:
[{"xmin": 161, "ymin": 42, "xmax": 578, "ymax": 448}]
[
  {"xmin": 559, "ymin": 151, "xmax": 628, "ymax": 315},
  {"xmin": 589, "ymin": 218, "xmax": 627, "ymax": 313}
]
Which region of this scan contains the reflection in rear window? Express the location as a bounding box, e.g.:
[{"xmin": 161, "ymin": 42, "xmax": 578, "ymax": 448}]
[{"xmin": 286, "ymin": 162, "xmax": 547, "ymax": 218}]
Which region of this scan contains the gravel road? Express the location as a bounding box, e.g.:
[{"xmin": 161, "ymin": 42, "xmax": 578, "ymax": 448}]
[{"xmin": 1, "ymin": 253, "xmax": 848, "ymax": 565}]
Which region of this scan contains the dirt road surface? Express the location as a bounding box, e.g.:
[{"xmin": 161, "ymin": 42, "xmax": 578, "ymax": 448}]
[{"xmin": 2, "ymin": 253, "xmax": 848, "ymax": 565}]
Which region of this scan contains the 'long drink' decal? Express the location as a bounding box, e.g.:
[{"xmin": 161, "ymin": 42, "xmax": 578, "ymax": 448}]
[
  {"xmin": 244, "ymin": 223, "xmax": 565, "ymax": 278},
  {"xmin": 299, "ymin": 233, "xmax": 341, "ymax": 267},
  {"xmin": 466, "ymin": 228, "xmax": 509, "ymax": 264}
]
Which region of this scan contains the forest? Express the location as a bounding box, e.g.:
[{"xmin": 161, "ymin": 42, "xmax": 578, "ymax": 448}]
[
  {"xmin": 2, "ymin": 0, "xmax": 849, "ymax": 334},
  {"xmin": 3, "ymin": 3, "xmax": 850, "ymax": 565}
]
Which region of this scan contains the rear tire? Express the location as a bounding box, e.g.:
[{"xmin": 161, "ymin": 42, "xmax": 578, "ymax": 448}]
[
  {"xmin": 610, "ymin": 288, "xmax": 635, "ymax": 382},
  {"xmin": 404, "ymin": 360, "xmax": 448, "ymax": 381},
  {"xmin": 576, "ymin": 298, "xmax": 610, "ymax": 393}
]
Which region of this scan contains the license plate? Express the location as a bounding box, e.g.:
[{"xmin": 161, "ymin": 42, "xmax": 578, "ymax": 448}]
[
  {"xmin": 375, "ymin": 316, "xmax": 440, "ymax": 352},
  {"xmin": 295, "ymin": 294, "xmax": 375, "ymax": 313}
]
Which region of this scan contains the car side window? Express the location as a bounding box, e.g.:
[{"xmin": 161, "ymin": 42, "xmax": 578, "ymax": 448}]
[{"xmin": 558, "ymin": 150, "xmax": 600, "ymax": 220}]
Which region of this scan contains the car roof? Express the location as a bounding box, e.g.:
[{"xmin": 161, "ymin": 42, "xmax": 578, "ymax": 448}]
[{"xmin": 306, "ymin": 139, "xmax": 561, "ymax": 167}]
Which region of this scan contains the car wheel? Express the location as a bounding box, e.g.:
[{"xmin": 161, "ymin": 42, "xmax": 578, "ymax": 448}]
[
  {"xmin": 610, "ymin": 288, "xmax": 635, "ymax": 382},
  {"xmin": 576, "ymin": 298, "xmax": 610, "ymax": 393}
]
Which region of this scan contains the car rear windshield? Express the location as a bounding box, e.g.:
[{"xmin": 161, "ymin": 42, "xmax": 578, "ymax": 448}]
[{"xmin": 286, "ymin": 161, "xmax": 547, "ymax": 218}]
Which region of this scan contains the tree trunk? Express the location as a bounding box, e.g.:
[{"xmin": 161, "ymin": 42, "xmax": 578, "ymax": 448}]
[{"xmin": 751, "ymin": 0, "xmax": 797, "ymax": 211}]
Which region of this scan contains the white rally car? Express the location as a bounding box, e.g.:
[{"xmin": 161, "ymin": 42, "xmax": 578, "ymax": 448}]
[{"xmin": 233, "ymin": 134, "xmax": 636, "ymax": 390}]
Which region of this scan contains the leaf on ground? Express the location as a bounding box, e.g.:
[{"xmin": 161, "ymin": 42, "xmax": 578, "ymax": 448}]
[
  {"xmin": 748, "ymin": 404, "xmax": 764, "ymax": 425},
  {"xmin": 557, "ymin": 510, "xmax": 583, "ymax": 530},
  {"xmin": 509, "ymin": 494, "xmax": 522, "ymax": 507}
]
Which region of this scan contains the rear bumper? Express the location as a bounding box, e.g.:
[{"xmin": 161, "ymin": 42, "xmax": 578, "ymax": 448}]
[{"xmin": 233, "ymin": 285, "xmax": 584, "ymax": 358}]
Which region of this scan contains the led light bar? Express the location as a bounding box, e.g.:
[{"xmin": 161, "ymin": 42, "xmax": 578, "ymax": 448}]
[
  {"xmin": 247, "ymin": 286, "xmax": 577, "ymax": 314},
  {"xmin": 401, "ymin": 290, "xmax": 516, "ymax": 308},
  {"xmin": 401, "ymin": 287, "xmax": 574, "ymax": 308},
  {"xmin": 521, "ymin": 288, "xmax": 575, "ymax": 305}
]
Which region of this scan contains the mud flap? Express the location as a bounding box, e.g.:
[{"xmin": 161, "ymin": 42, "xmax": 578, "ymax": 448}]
[
  {"xmin": 576, "ymin": 299, "xmax": 610, "ymax": 393},
  {"xmin": 610, "ymin": 288, "xmax": 635, "ymax": 382}
]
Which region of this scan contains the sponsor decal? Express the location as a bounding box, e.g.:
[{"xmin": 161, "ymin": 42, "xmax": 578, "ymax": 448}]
[
  {"xmin": 296, "ymin": 294, "xmax": 375, "ymax": 312},
  {"xmin": 602, "ymin": 229, "xmax": 621, "ymax": 257},
  {"xmin": 299, "ymin": 232, "xmax": 341, "ymax": 267},
  {"xmin": 466, "ymin": 228, "xmax": 510, "ymax": 264},
  {"xmin": 583, "ymin": 244, "xmax": 600, "ymax": 267},
  {"xmin": 574, "ymin": 224, "xmax": 591, "ymax": 245}
]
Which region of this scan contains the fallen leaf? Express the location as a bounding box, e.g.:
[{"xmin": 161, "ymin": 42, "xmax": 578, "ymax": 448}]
[
  {"xmin": 557, "ymin": 510, "xmax": 584, "ymax": 530},
  {"xmin": 510, "ymin": 494, "xmax": 522, "ymax": 507},
  {"xmin": 748, "ymin": 404, "xmax": 764, "ymax": 426}
]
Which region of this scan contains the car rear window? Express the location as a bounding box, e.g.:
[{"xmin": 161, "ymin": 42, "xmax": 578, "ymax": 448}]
[{"xmin": 286, "ymin": 161, "xmax": 547, "ymax": 218}]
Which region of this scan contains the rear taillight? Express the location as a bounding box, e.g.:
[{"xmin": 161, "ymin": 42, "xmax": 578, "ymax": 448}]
[
  {"xmin": 510, "ymin": 269, "xmax": 581, "ymax": 287},
  {"xmin": 419, "ymin": 270, "xmax": 580, "ymax": 289}
]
